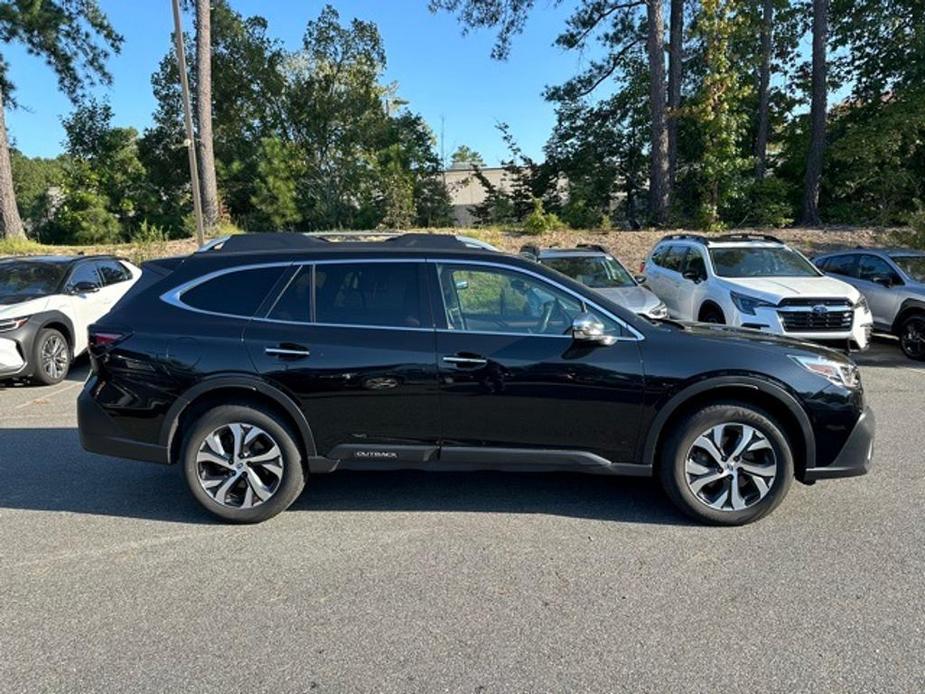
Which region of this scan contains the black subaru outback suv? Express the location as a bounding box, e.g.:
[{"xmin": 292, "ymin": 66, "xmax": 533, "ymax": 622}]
[{"xmin": 78, "ymin": 234, "xmax": 874, "ymax": 525}]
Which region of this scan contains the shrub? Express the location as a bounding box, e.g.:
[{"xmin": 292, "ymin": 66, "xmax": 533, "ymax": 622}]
[
  {"xmin": 522, "ymin": 198, "xmax": 564, "ymax": 235},
  {"xmin": 45, "ymin": 189, "xmax": 121, "ymax": 244}
]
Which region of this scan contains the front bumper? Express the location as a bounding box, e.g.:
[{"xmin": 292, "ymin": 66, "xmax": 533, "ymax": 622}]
[
  {"xmin": 731, "ymin": 306, "xmax": 873, "ymax": 350},
  {"xmin": 78, "ymin": 384, "xmax": 169, "ymax": 464},
  {"xmin": 802, "ymin": 406, "xmax": 875, "ymax": 481},
  {"xmin": 0, "ymin": 336, "xmax": 27, "ymax": 376}
]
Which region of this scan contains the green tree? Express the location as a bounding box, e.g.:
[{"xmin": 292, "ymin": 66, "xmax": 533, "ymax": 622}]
[
  {"xmin": 432, "ymin": 0, "xmax": 671, "ymax": 225},
  {"xmin": 450, "ymin": 145, "xmax": 484, "ymax": 167},
  {"xmin": 10, "ymin": 151, "xmax": 65, "ymax": 231},
  {"xmin": 688, "ymin": 0, "xmax": 753, "ymax": 229},
  {"xmin": 250, "ymin": 137, "xmax": 302, "ymax": 230},
  {"xmin": 0, "ymin": 0, "xmax": 122, "ymax": 239}
]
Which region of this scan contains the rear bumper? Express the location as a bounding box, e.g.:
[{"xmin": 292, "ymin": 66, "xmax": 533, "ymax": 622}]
[
  {"xmin": 802, "ymin": 406, "xmax": 875, "ymax": 481},
  {"xmin": 78, "ymin": 385, "xmax": 169, "ymax": 464}
]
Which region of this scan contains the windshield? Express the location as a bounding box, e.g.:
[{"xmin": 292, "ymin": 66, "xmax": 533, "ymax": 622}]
[
  {"xmin": 542, "ymin": 256, "xmax": 636, "ymax": 288},
  {"xmin": 0, "ymin": 261, "xmax": 66, "ymax": 297},
  {"xmin": 709, "ymin": 246, "xmax": 820, "ymax": 278},
  {"xmin": 892, "ymin": 255, "xmax": 925, "ymax": 283}
]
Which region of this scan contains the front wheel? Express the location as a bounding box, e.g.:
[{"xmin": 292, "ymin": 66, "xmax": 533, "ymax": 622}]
[
  {"xmin": 181, "ymin": 404, "xmax": 306, "ymax": 523},
  {"xmin": 658, "ymin": 403, "xmax": 794, "ymax": 525},
  {"xmin": 31, "ymin": 328, "xmax": 71, "ymax": 385},
  {"xmin": 899, "ymin": 314, "xmax": 925, "ymax": 361}
]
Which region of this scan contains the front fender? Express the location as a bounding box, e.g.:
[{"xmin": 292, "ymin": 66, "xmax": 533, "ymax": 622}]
[{"xmin": 638, "ymin": 374, "xmax": 816, "ymax": 470}]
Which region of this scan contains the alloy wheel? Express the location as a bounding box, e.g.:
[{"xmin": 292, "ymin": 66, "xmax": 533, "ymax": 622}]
[
  {"xmin": 41, "ymin": 335, "xmax": 68, "ymax": 380},
  {"xmin": 196, "ymin": 423, "xmax": 285, "ymax": 509},
  {"xmin": 901, "ymin": 317, "xmax": 925, "ymax": 359},
  {"xmin": 685, "ymin": 422, "xmax": 777, "ymax": 512}
]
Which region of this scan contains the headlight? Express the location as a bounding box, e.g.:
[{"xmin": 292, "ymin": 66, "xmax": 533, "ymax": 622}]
[
  {"xmin": 790, "ymin": 355, "xmax": 861, "ymax": 389},
  {"xmin": 730, "ymin": 291, "xmax": 776, "ymax": 315},
  {"xmin": 647, "ymin": 302, "xmax": 668, "ymax": 319},
  {"xmin": 854, "ymin": 295, "xmax": 870, "ymax": 312},
  {"xmin": 0, "ymin": 316, "xmax": 30, "ymax": 332}
]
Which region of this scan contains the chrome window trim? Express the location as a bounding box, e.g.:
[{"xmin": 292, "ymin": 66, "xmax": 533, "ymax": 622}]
[
  {"xmin": 160, "ymin": 261, "xmax": 294, "ymax": 320},
  {"xmin": 160, "ymin": 256, "xmax": 645, "ymax": 341}
]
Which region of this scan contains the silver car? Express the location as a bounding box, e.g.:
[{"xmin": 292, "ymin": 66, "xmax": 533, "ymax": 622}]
[
  {"xmin": 814, "ymin": 248, "xmax": 925, "ymax": 360},
  {"xmin": 520, "ymin": 244, "xmax": 668, "ymax": 320}
]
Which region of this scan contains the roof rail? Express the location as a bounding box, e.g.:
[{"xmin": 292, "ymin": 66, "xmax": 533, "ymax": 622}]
[
  {"xmin": 577, "ymin": 243, "xmax": 609, "ymax": 254},
  {"xmin": 203, "ymin": 233, "xmax": 329, "ymax": 254},
  {"xmin": 199, "ymin": 231, "xmax": 496, "ymax": 254},
  {"xmin": 658, "ymin": 233, "xmax": 710, "ymax": 244},
  {"xmin": 714, "ymin": 233, "xmax": 784, "ymax": 244}
]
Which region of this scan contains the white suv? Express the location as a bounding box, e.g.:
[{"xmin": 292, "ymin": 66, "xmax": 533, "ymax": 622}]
[
  {"xmin": 642, "ymin": 234, "xmax": 873, "ymax": 349},
  {"xmin": 0, "ymin": 255, "xmax": 140, "ymax": 384}
]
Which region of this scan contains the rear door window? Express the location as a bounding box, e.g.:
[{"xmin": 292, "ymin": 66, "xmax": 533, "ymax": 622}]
[
  {"xmin": 313, "ymin": 262, "xmax": 427, "ymax": 328},
  {"xmin": 66, "ymin": 263, "xmax": 102, "ymax": 292},
  {"xmin": 97, "ymin": 260, "xmax": 133, "ymax": 286},
  {"xmin": 822, "ymin": 254, "xmax": 859, "ymax": 278},
  {"xmin": 180, "ymin": 266, "xmax": 287, "ymax": 317},
  {"xmin": 662, "ymin": 246, "xmax": 687, "ymax": 273}
]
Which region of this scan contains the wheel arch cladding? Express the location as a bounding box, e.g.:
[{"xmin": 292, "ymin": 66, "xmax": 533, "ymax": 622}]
[
  {"xmin": 35, "ymin": 311, "xmax": 76, "ymax": 350},
  {"xmin": 698, "ymin": 300, "xmax": 725, "ymax": 321},
  {"xmin": 641, "ymin": 377, "xmax": 815, "ymax": 479},
  {"xmin": 893, "ymin": 298, "xmax": 925, "ymax": 334},
  {"xmin": 162, "ymin": 377, "xmax": 317, "ymax": 466}
]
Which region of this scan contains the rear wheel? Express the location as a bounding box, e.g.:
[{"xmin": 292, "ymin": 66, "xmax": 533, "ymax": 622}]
[
  {"xmin": 181, "ymin": 404, "xmax": 305, "ymax": 523},
  {"xmin": 31, "ymin": 328, "xmax": 70, "ymax": 385},
  {"xmin": 658, "ymin": 403, "xmax": 793, "ymax": 525},
  {"xmin": 898, "ymin": 314, "xmax": 925, "ymax": 361}
]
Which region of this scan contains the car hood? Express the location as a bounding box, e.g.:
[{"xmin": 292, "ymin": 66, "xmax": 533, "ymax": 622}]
[
  {"xmin": 670, "ymin": 320, "xmax": 851, "ymax": 360},
  {"xmin": 719, "ymin": 275, "xmax": 860, "ymax": 303},
  {"xmin": 593, "ymin": 285, "xmax": 661, "ymax": 313},
  {"xmin": 0, "ymin": 295, "xmax": 50, "ymax": 315}
]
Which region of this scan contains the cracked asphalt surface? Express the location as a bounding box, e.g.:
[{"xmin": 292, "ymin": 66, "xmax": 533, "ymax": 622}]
[{"xmin": 1, "ymin": 338, "xmax": 923, "ymax": 693}]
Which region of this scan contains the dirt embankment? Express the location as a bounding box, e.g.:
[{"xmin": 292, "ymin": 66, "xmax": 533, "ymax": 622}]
[{"xmin": 5, "ymin": 226, "xmax": 905, "ymax": 268}]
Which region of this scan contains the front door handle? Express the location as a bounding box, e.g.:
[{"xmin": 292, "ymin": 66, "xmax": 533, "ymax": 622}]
[
  {"xmin": 442, "ymin": 355, "xmax": 488, "ymax": 367},
  {"xmin": 265, "ymin": 345, "xmax": 311, "ymax": 359}
]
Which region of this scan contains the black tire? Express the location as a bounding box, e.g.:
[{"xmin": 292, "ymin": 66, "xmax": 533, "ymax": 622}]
[
  {"xmin": 898, "ymin": 313, "xmax": 925, "ymax": 361},
  {"xmin": 698, "ymin": 304, "xmax": 726, "ymax": 324},
  {"xmin": 181, "ymin": 403, "xmax": 306, "ymax": 523},
  {"xmin": 658, "ymin": 402, "xmax": 794, "ymax": 525},
  {"xmin": 31, "ymin": 328, "xmax": 71, "ymax": 386}
]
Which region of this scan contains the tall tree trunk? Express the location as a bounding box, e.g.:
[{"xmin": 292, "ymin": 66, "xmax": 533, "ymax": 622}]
[
  {"xmin": 196, "ymin": 0, "xmax": 220, "ymax": 229},
  {"xmin": 667, "ymin": 0, "xmax": 683, "ymax": 191},
  {"xmin": 647, "ymin": 0, "xmax": 670, "ymax": 226},
  {"xmin": 801, "ymin": 0, "xmax": 828, "ymax": 225},
  {"xmin": 0, "ymin": 88, "xmax": 24, "ymax": 240},
  {"xmin": 754, "ymin": 0, "xmax": 774, "ymax": 179}
]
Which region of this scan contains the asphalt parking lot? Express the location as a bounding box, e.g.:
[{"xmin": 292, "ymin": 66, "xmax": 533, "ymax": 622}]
[{"xmin": 1, "ymin": 338, "xmax": 923, "ymax": 693}]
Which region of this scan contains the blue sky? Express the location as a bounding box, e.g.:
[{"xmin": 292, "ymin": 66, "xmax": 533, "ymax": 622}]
[{"xmin": 4, "ymin": 0, "xmax": 600, "ymax": 166}]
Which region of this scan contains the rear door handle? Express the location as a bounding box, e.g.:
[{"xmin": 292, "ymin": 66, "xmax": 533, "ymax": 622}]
[
  {"xmin": 265, "ymin": 345, "xmax": 311, "ymax": 359},
  {"xmin": 442, "ymin": 355, "xmax": 488, "ymax": 367}
]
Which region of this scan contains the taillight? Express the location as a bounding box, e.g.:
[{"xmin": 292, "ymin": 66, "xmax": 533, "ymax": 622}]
[
  {"xmin": 88, "ymin": 330, "xmax": 130, "ymax": 349},
  {"xmin": 639, "ymin": 262, "xmax": 645, "ymax": 273}
]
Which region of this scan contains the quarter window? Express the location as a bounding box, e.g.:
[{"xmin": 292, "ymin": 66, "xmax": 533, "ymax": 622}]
[
  {"xmin": 313, "ymin": 262, "xmax": 426, "ymax": 328},
  {"xmin": 181, "ymin": 266, "xmax": 287, "ymax": 317}
]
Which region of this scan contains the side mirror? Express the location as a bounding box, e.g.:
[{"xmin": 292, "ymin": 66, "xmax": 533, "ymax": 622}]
[
  {"xmin": 634, "ymin": 274, "xmax": 648, "ymax": 284},
  {"xmin": 571, "ymin": 313, "xmax": 616, "ymax": 346},
  {"xmin": 69, "ymin": 281, "xmax": 100, "ymax": 295},
  {"xmin": 871, "ymin": 275, "xmax": 893, "ymax": 288},
  {"xmin": 682, "ymin": 269, "xmax": 704, "ymax": 283}
]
